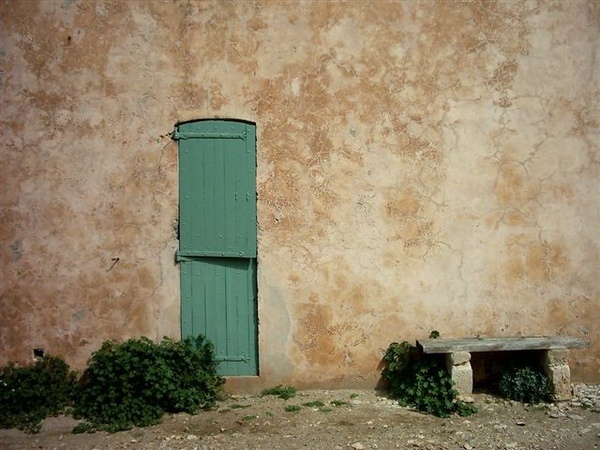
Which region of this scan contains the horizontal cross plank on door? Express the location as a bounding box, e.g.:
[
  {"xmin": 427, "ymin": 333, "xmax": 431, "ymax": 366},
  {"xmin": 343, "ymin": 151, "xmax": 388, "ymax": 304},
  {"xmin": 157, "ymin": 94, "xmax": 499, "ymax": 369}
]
[
  {"xmin": 215, "ymin": 356, "xmax": 250, "ymax": 362},
  {"xmin": 176, "ymin": 250, "xmax": 253, "ymax": 261},
  {"xmin": 173, "ymin": 131, "xmax": 246, "ymax": 140},
  {"xmin": 417, "ymin": 336, "xmax": 589, "ymax": 354}
]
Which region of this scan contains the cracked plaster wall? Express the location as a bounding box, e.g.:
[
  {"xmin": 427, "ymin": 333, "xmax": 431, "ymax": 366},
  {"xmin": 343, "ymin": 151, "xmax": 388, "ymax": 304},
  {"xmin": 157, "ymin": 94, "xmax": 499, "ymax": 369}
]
[{"xmin": 1, "ymin": 0, "xmax": 598, "ymax": 386}]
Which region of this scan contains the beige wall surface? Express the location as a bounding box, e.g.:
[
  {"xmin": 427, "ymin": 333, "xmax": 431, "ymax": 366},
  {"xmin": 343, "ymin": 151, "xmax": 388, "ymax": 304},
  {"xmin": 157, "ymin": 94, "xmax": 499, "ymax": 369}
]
[{"xmin": 1, "ymin": 0, "xmax": 598, "ymax": 386}]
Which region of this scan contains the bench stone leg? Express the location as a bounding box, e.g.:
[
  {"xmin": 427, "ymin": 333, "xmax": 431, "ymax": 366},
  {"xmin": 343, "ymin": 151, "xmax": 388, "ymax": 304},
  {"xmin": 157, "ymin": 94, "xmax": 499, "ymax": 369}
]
[
  {"xmin": 445, "ymin": 351, "xmax": 473, "ymax": 396},
  {"xmin": 542, "ymin": 349, "xmax": 572, "ymax": 401}
]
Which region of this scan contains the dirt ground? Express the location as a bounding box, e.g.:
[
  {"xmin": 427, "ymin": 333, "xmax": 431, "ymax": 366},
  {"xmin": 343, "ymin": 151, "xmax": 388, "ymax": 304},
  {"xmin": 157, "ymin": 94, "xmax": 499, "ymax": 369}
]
[{"xmin": 1, "ymin": 386, "xmax": 598, "ymax": 450}]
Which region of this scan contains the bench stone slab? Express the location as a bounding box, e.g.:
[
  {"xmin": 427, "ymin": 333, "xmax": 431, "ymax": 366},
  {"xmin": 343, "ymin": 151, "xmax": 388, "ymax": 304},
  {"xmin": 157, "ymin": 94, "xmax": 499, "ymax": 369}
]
[{"xmin": 417, "ymin": 336, "xmax": 589, "ymax": 354}]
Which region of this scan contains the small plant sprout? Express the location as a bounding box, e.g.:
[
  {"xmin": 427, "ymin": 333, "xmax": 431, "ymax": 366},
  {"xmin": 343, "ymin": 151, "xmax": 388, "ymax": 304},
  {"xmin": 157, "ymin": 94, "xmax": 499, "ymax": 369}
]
[
  {"xmin": 302, "ymin": 400, "xmax": 325, "ymax": 408},
  {"xmin": 259, "ymin": 385, "xmax": 297, "ymax": 400},
  {"xmin": 330, "ymin": 400, "xmax": 350, "ymax": 407}
]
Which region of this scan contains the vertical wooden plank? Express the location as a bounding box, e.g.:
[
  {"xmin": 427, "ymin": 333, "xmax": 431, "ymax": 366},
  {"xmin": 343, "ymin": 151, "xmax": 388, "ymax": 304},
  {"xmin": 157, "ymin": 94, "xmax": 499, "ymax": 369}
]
[{"xmin": 180, "ymin": 262, "xmax": 193, "ymax": 338}]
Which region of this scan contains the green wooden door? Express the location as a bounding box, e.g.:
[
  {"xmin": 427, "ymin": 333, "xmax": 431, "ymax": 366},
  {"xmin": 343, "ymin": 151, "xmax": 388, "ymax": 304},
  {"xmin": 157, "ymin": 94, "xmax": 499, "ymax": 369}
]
[{"xmin": 175, "ymin": 120, "xmax": 258, "ymax": 376}]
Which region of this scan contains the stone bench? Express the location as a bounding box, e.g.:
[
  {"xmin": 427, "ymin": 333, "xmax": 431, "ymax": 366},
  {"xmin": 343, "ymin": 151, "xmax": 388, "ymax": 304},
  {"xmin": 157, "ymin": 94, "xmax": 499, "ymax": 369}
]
[{"xmin": 416, "ymin": 336, "xmax": 590, "ymax": 401}]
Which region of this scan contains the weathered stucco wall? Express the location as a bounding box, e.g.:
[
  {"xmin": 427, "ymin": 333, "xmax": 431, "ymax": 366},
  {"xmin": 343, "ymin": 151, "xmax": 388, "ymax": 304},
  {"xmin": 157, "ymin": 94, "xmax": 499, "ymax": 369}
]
[{"xmin": 1, "ymin": 0, "xmax": 598, "ymax": 386}]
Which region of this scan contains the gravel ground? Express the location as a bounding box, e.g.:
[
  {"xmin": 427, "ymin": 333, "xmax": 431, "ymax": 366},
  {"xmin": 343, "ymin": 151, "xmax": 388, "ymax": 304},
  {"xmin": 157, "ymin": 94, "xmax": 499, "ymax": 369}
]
[{"xmin": 1, "ymin": 384, "xmax": 598, "ymax": 450}]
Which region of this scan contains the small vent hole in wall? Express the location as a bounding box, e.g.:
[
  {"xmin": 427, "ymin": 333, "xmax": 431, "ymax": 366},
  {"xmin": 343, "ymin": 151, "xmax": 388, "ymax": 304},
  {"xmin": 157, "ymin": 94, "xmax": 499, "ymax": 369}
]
[{"xmin": 33, "ymin": 348, "xmax": 45, "ymax": 359}]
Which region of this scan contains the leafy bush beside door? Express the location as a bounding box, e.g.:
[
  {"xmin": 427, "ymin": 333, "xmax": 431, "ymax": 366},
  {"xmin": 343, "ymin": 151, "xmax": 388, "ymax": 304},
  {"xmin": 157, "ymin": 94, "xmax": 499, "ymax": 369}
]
[{"xmin": 74, "ymin": 335, "xmax": 224, "ymax": 432}]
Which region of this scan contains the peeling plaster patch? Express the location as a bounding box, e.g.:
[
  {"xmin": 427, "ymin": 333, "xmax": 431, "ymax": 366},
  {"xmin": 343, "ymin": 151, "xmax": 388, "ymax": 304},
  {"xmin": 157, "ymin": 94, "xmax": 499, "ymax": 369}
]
[
  {"xmin": 293, "ymin": 301, "xmax": 370, "ymax": 372},
  {"xmin": 290, "ymin": 77, "xmax": 301, "ymax": 97},
  {"xmin": 0, "ymin": 49, "xmax": 5, "ymax": 84},
  {"xmin": 72, "ymin": 309, "xmax": 85, "ymax": 323},
  {"xmin": 9, "ymin": 240, "xmax": 22, "ymax": 262}
]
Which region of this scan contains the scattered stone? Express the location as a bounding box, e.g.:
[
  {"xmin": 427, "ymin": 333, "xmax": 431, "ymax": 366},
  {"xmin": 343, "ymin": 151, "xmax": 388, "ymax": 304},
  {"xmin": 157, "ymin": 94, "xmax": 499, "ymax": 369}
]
[
  {"xmin": 516, "ymin": 420, "xmax": 526, "ymax": 426},
  {"xmin": 350, "ymin": 443, "xmax": 364, "ymax": 450},
  {"xmin": 548, "ymin": 406, "xmax": 566, "ymax": 419}
]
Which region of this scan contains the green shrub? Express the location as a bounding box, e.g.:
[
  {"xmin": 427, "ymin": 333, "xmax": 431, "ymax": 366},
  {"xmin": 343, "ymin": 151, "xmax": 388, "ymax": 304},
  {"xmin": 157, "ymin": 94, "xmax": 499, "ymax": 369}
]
[
  {"xmin": 0, "ymin": 356, "xmax": 77, "ymax": 433},
  {"xmin": 498, "ymin": 366, "xmax": 551, "ymax": 404},
  {"xmin": 260, "ymin": 385, "xmax": 297, "ymax": 400},
  {"xmin": 74, "ymin": 335, "xmax": 223, "ymax": 433},
  {"xmin": 382, "ymin": 340, "xmax": 477, "ymax": 418}
]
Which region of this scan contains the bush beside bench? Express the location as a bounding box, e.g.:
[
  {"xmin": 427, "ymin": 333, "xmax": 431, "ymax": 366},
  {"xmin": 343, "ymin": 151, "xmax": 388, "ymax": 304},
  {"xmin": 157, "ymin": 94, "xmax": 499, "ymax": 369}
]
[{"xmin": 416, "ymin": 336, "xmax": 589, "ymax": 401}]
